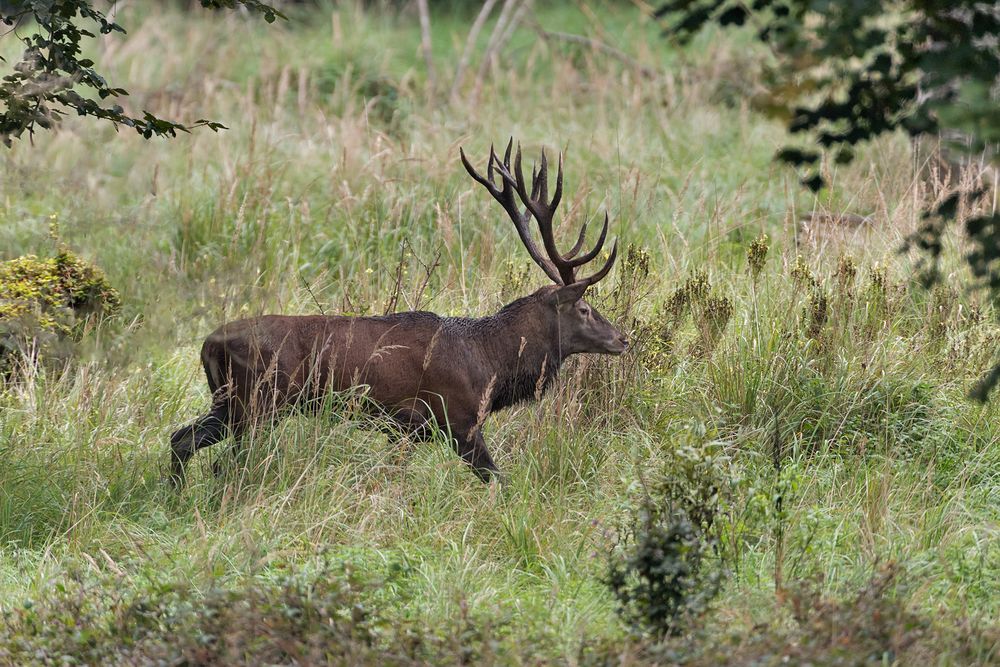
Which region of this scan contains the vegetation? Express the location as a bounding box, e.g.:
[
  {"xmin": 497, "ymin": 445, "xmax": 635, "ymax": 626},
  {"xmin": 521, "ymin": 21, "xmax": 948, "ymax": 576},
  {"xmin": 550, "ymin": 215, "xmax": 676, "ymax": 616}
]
[
  {"xmin": 0, "ymin": 244, "xmax": 120, "ymax": 374},
  {"xmin": 0, "ymin": 1, "xmax": 997, "ymax": 664},
  {"xmin": 0, "ymin": 0, "xmax": 280, "ymax": 144},
  {"xmin": 655, "ymin": 0, "xmax": 1000, "ymax": 397}
]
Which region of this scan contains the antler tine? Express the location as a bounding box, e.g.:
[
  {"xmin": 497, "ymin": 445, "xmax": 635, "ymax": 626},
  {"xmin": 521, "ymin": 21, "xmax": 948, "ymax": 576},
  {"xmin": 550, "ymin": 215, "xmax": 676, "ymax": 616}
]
[
  {"xmin": 487, "ymin": 141, "xmax": 617, "ymax": 288},
  {"xmin": 487, "ymin": 143, "xmax": 497, "ymax": 183},
  {"xmin": 511, "ymin": 146, "xmax": 533, "ymax": 206},
  {"xmin": 460, "ymin": 146, "xmax": 496, "ymax": 194},
  {"xmin": 538, "ymin": 150, "xmax": 548, "ymax": 204},
  {"xmin": 565, "ymin": 211, "xmax": 609, "ymax": 268},
  {"xmin": 507, "ymin": 144, "xmax": 576, "ymax": 283},
  {"xmin": 578, "ymin": 238, "xmax": 619, "ymax": 288},
  {"xmin": 550, "ymin": 152, "xmax": 563, "ymax": 211},
  {"xmin": 565, "ymin": 222, "xmax": 588, "ymax": 259}
]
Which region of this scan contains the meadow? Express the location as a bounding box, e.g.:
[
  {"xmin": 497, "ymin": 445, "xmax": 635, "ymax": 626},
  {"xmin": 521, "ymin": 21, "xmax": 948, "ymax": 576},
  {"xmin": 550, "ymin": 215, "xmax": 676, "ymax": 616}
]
[{"xmin": 0, "ymin": 1, "xmax": 998, "ymax": 663}]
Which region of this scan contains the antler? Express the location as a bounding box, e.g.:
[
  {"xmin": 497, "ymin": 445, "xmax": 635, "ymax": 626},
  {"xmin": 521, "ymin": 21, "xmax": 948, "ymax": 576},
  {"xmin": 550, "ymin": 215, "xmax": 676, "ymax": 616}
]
[
  {"xmin": 461, "ymin": 139, "xmax": 618, "ymax": 288},
  {"xmin": 460, "ymin": 140, "xmax": 564, "ymax": 285}
]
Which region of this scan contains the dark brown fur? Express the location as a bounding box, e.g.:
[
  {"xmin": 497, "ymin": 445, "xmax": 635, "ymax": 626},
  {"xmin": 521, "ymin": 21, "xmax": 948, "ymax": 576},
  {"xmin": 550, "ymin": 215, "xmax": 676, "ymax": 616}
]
[{"xmin": 169, "ymin": 283, "xmax": 626, "ymax": 483}]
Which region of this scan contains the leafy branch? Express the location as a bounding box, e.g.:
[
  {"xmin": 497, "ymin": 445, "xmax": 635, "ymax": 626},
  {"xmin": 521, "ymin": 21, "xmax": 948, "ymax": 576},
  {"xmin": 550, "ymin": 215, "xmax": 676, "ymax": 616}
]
[
  {"xmin": 0, "ymin": 0, "xmax": 284, "ymax": 145},
  {"xmin": 656, "ymin": 0, "xmax": 1000, "ymax": 399}
]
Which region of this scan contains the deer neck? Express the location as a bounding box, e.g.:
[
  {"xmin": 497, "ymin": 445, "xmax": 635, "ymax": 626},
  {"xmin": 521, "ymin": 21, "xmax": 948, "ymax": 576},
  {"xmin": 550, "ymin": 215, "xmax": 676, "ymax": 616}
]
[{"xmin": 471, "ymin": 298, "xmax": 566, "ymax": 412}]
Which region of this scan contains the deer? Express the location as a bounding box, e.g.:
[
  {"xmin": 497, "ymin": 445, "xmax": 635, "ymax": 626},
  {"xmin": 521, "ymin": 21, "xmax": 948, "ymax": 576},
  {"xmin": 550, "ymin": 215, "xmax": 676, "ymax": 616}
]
[{"xmin": 168, "ymin": 140, "xmax": 628, "ymax": 485}]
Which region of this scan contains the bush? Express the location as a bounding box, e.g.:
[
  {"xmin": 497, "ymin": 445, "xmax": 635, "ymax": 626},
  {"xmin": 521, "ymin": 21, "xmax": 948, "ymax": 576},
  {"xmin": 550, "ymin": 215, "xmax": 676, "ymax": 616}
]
[
  {"xmin": 607, "ymin": 427, "xmax": 730, "ymax": 637},
  {"xmin": 649, "ymin": 564, "xmax": 999, "ymax": 666},
  {"xmin": 607, "ymin": 506, "xmax": 723, "ymax": 638},
  {"xmin": 0, "ymin": 251, "xmax": 119, "ymax": 375},
  {"xmin": 0, "ymin": 563, "xmax": 378, "ymax": 665}
]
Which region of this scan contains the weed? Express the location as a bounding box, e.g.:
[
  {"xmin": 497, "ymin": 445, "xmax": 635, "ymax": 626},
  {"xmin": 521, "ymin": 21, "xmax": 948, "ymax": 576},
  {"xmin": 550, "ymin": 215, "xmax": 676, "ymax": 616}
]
[
  {"xmin": 835, "ymin": 253, "xmax": 858, "ymax": 293},
  {"xmin": 691, "ymin": 293, "xmax": 733, "ymax": 357},
  {"xmin": 746, "ymin": 233, "xmax": 769, "ymax": 282},
  {"xmin": 607, "ymin": 505, "xmax": 723, "ymax": 638},
  {"xmin": 805, "ymin": 286, "xmax": 828, "ymax": 338},
  {"xmin": 790, "ymin": 254, "xmax": 819, "ymax": 290},
  {"xmin": 607, "ymin": 426, "xmax": 730, "ymax": 637},
  {"xmin": 599, "ymin": 565, "xmax": 1000, "ymax": 666}
]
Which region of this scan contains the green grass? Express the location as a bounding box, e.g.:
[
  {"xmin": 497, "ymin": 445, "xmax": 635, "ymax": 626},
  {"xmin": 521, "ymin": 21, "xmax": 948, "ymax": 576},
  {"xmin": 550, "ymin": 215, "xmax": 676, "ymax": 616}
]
[{"xmin": 1, "ymin": 1, "xmax": 998, "ymax": 664}]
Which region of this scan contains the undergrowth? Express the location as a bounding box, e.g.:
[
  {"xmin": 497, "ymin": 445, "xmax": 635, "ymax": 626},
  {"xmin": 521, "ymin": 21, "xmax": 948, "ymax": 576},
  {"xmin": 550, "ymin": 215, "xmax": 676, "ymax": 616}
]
[{"xmin": 0, "ymin": 1, "xmax": 997, "ymax": 665}]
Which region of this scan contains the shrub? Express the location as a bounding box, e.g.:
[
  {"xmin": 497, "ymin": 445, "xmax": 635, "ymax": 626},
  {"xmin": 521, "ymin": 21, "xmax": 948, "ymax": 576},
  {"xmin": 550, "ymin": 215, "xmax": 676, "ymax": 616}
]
[
  {"xmin": 587, "ymin": 565, "xmax": 999, "ymax": 666},
  {"xmin": 607, "ymin": 427, "xmax": 730, "ymax": 637},
  {"xmin": 0, "ymin": 559, "xmax": 521, "ymax": 666},
  {"xmin": 0, "ymin": 251, "xmax": 119, "ymax": 375},
  {"xmin": 0, "ymin": 563, "xmax": 379, "ymax": 665},
  {"xmin": 607, "ymin": 506, "xmax": 723, "ymax": 638}
]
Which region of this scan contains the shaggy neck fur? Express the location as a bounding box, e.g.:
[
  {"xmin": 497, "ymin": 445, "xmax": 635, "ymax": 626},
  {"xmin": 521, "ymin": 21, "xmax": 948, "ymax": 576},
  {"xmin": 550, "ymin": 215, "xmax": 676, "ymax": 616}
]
[{"xmin": 447, "ymin": 293, "xmax": 568, "ymax": 413}]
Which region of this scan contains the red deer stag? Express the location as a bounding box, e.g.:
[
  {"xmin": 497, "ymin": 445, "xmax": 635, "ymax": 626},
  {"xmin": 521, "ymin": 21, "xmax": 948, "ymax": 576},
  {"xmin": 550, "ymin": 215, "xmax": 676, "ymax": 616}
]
[{"xmin": 169, "ymin": 140, "xmax": 627, "ymax": 484}]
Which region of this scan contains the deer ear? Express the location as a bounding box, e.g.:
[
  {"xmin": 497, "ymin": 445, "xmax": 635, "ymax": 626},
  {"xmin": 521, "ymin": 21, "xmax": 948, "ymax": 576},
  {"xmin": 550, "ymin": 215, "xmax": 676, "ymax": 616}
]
[{"xmin": 551, "ymin": 282, "xmax": 588, "ymax": 306}]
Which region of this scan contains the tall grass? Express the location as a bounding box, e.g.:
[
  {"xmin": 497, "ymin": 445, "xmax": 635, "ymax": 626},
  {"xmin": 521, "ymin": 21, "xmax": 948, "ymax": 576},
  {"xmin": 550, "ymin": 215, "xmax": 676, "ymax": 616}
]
[{"xmin": 0, "ymin": 1, "xmax": 997, "ymax": 663}]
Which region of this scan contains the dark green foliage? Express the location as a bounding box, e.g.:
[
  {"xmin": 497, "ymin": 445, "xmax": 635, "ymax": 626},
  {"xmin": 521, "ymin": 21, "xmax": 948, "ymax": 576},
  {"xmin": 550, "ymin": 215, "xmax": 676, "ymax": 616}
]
[
  {"xmin": 654, "ymin": 0, "xmax": 1000, "ymax": 398},
  {"xmin": 0, "ymin": 250, "xmax": 119, "ymax": 374},
  {"xmin": 0, "ymin": 559, "xmax": 516, "ymax": 665},
  {"xmin": 607, "ymin": 507, "xmax": 723, "ymax": 637},
  {"xmin": 0, "ymin": 562, "xmax": 377, "ymax": 665},
  {"xmin": 0, "ymin": 0, "xmax": 282, "ymax": 145},
  {"xmin": 607, "ymin": 430, "xmax": 728, "ymax": 637}
]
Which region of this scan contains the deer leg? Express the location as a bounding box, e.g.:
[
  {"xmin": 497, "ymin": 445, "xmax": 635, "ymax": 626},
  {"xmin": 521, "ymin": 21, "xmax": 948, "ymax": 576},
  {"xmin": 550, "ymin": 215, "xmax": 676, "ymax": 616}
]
[
  {"xmin": 212, "ymin": 381, "xmax": 289, "ymax": 477},
  {"xmin": 389, "ymin": 407, "xmax": 433, "ymax": 439},
  {"xmin": 211, "ymin": 423, "xmax": 250, "ymax": 478},
  {"xmin": 169, "ymin": 402, "xmax": 230, "ymax": 486},
  {"xmin": 454, "ymin": 431, "xmax": 501, "ymax": 483}
]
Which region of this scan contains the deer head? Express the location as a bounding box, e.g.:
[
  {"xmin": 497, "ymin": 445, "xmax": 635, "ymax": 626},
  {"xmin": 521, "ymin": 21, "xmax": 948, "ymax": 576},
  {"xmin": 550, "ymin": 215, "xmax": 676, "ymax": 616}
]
[{"xmin": 461, "ymin": 140, "xmax": 627, "ymax": 357}]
